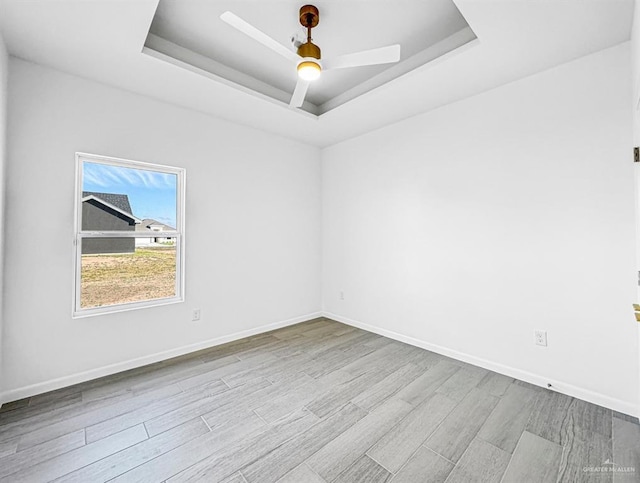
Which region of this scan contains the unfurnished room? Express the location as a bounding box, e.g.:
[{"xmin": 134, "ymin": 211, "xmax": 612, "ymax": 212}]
[{"xmin": 0, "ymin": 0, "xmax": 639, "ymax": 482}]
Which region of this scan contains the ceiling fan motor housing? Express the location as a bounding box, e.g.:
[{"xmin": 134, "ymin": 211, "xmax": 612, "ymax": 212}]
[{"xmin": 298, "ymin": 41, "xmax": 320, "ymax": 59}]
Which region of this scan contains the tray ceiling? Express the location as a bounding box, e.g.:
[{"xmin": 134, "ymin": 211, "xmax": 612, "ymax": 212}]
[
  {"xmin": 0, "ymin": 0, "xmax": 633, "ymax": 147},
  {"xmin": 145, "ymin": 0, "xmax": 475, "ymax": 115}
]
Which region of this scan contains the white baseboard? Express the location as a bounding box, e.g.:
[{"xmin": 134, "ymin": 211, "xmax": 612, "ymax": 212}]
[
  {"xmin": 324, "ymin": 311, "xmax": 639, "ymax": 418},
  {"xmin": 0, "ymin": 311, "xmax": 323, "ymax": 404},
  {"xmin": 4, "ymin": 310, "xmax": 637, "ymax": 418}
]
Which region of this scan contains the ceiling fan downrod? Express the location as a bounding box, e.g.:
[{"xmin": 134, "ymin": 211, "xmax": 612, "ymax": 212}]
[{"xmin": 297, "ymin": 5, "xmax": 321, "ymax": 60}]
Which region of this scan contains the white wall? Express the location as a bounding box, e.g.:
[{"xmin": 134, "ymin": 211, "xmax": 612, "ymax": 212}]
[
  {"xmin": 632, "ymin": 0, "xmax": 640, "ymax": 418},
  {"xmin": 0, "ymin": 28, "xmax": 8, "ymax": 396},
  {"xmin": 322, "ymin": 43, "xmax": 639, "ymax": 415},
  {"xmin": 1, "ymin": 58, "xmax": 321, "ymax": 400},
  {"xmin": 2, "ymin": 39, "xmax": 637, "ymax": 417},
  {"xmin": 634, "ymin": 1, "xmax": 640, "ymax": 120}
]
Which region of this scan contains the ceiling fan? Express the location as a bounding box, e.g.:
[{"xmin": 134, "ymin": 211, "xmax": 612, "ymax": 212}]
[{"xmin": 220, "ymin": 5, "xmax": 401, "ymax": 108}]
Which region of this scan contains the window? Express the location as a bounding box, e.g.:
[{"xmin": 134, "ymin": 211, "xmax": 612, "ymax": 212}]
[{"xmin": 74, "ymin": 153, "xmax": 185, "ymax": 317}]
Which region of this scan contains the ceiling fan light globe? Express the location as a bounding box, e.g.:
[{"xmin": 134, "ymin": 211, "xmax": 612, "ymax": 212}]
[{"xmin": 297, "ymin": 60, "xmax": 321, "ymax": 81}]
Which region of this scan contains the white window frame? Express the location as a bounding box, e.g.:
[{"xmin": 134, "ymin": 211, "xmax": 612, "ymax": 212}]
[{"xmin": 73, "ymin": 152, "xmax": 186, "ymax": 318}]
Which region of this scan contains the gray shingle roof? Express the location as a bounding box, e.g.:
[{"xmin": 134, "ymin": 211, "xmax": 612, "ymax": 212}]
[
  {"xmin": 137, "ymin": 218, "xmax": 176, "ymax": 231},
  {"xmin": 82, "ymin": 191, "xmax": 134, "ymax": 215}
]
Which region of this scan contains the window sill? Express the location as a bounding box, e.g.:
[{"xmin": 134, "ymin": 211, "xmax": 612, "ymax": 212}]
[{"xmin": 72, "ymin": 296, "xmax": 184, "ymax": 319}]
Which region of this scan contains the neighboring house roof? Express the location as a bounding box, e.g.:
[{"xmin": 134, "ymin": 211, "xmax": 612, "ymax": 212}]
[
  {"xmin": 82, "ymin": 191, "xmax": 141, "ymax": 223},
  {"xmin": 83, "ymin": 191, "xmax": 133, "ymax": 213},
  {"xmin": 135, "ymin": 218, "xmax": 176, "ymax": 233}
]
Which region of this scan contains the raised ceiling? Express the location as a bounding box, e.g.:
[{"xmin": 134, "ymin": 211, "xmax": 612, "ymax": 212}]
[
  {"xmin": 0, "ymin": 0, "xmax": 634, "ymax": 147},
  {"xmin": 145, "ymin": 0, "xmax": 474, "ymax": 115}
]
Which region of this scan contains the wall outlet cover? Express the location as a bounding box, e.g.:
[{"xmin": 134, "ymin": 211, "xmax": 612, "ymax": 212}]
[{"xmin": 535, "ymin": 330, "xmax": 547, "ymax": 346}]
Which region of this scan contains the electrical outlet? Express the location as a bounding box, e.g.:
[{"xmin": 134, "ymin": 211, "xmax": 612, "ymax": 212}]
[
  {"xmin": 340, "ymin": 291, "xmax": 344, "ymax": 300},
  {"xmin": 535, "ymin": 330, "xmax": 547, "ymax": 346},
  {"xmin": 192, "ymin": 309, "xmax": 201, "ymax": 322}
]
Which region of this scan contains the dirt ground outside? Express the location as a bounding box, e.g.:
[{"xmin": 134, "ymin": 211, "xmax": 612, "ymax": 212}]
[{"xmin": 81, "ymin": 247, "xmax": 177, "ymax": 309}]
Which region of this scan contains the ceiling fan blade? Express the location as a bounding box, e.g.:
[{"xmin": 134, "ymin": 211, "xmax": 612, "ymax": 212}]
[
  {"xmin": 323, "ymin": 44, "xmax": 401, "ymax": 71},
  {"xmin": 290, "ymin": 79, "xmax": 310, "ymax": 108},
  {"xmin": 220, "ymin": 11, "xmax": 298, "ymax": 63}
]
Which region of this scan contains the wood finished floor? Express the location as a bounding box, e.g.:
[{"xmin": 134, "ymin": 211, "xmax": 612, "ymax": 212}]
[{"xmin": 1, "ymin": 318, "xmax": 639, "ymax": 483}]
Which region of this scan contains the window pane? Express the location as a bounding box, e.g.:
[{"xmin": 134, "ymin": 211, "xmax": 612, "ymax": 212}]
[
  {"xmin": 82, "ymin": 162, "xmax": 177, "ymax": 232},
  {"xmin": 75, "ymin": 154, "xmax": 184, "ymax": 317},
  {"xmin": 80, "ymin": 239, "xmax": 177, "ymax": 309}
]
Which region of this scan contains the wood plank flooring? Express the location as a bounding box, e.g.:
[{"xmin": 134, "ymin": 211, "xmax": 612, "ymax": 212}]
[{"xmin": 0, "ymin": 318, "xmax": 638, "ymax": 482}]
